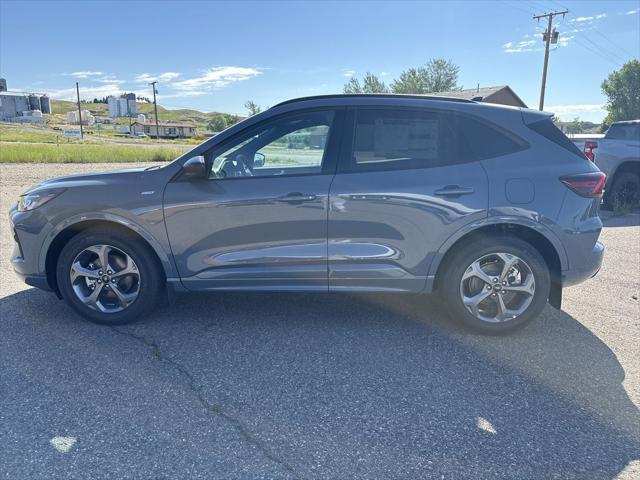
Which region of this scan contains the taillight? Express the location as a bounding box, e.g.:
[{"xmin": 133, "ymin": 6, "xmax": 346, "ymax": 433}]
[
  {"xmin": 583, "ymin": 141, "xmax": 598, "ymax": 162},
  {"xmin": 560, "ymin": 172, "xmax": 607, "ymax": 197}
]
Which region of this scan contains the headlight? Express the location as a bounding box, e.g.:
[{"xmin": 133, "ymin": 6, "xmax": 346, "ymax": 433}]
[{"xmin": 18, "ymin": 188, "xmax": 65, "ymax": 212}]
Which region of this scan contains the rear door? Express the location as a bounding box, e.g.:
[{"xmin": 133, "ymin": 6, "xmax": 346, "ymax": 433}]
[{"xmin": 328, "ymin": 107, "xmax": 489, "ymax": 292}]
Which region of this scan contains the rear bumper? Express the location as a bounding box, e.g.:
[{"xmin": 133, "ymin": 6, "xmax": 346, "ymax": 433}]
[{"xmin": 561, "ymin": 241, "xmax": 604, "ymax": 287}]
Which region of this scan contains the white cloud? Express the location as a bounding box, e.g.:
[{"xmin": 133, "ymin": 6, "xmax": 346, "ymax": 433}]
[
  {"xmin": 94, "ymin": 75, "xmax": 125, "ymax": 85},
  {"xmin": 135, "ymin": 72, "xmax": 181, "ymax": 83},
  {"xmin": 503, "ymin": 39, "xmax": 538, "ymax": 53},
  {"xmin": 46, "ymin": 83, "xmax": 148, "ymax": 101},
  {"xmin": 556, "ymin": 35, "xmax": 575, "ymax": 47},
  {"xmin": 67, "ymin": 71, "xmax": 104, "ymax": 79},
  {"xmin": 624, "ymin": 9, "xmax": 639, "ymax": 15},
  {"xmin": 343, "ymin": 69, "xmax": 356, "ymax": 78},
  {"xmin": 570, "ymin": 13, "xmax": 607, "ymax": 24},
  {"xmin": 171, "ymin": 66, "xmax": 262, "ymax": 92},
  {"xmin": 546, "ymin": 103, "xmax": 606, "ymax": 121}
]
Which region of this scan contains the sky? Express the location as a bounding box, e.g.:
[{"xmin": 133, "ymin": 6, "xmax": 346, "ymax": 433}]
[{"xmin": 1, "ymin": 0, "xmax": 638, "ymax": 121}]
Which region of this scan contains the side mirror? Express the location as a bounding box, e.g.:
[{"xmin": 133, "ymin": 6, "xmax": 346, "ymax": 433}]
[
  {"xmin": 181, "ymin": 155, "xmax": 206, "ymax": 180},
  {"xmin": 254, "ymin": 152, "xmax": 266, "ymax": 168}
]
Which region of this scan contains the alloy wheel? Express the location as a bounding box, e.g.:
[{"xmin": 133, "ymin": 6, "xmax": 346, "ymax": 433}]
[
  {"xmin": 459, "ymin": 252, "xmax": 536, "ymax": 323},
  {"xmin": 69, "ymin": 244, "xmax": 141, "ymax": 313}
]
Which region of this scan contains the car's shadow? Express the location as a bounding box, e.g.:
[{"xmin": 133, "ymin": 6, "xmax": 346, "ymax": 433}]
[
  {"xmin": 601, "ymin": 210, "xmax": 640, "ymax": 227},
  {"xmin": 3, "ymin": 288, "xmax": 639, "ymax": 479}
]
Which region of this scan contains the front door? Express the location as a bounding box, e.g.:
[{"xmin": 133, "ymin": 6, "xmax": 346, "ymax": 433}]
[{"xmin": 164, "ymin": 109, "xmax": 342, "ymax": 291}]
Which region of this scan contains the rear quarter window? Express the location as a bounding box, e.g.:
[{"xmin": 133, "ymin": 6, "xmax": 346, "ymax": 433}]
[
  {"xmin": 452, "ymin": 114, "xmax": 529, "ymax": 160},
  {"xmin": 527, "ymin": 118, "xmax": 585, "ymax": 158}
]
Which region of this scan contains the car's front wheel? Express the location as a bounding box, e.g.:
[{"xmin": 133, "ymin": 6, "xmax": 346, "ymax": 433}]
[
  {"xmin": 56, "ymin": 227, "xmax": 164, "ymax": 325},
  {"xmin": 440, "ymin": 235, "xmax": 550, "ymax": 334}
]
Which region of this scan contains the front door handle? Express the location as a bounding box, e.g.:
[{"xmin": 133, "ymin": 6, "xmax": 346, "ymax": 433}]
[
  {"xmin": 276, "ymin": 192, "xmax": 317, "ymax": 203},
  {"xmin": 434, "ymin": 185, "xmax": 475, "ymax": 196}
]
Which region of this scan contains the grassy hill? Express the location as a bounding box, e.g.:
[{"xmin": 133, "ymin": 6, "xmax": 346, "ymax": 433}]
[{"xmin": 50, "ymin": 99, "xmax": 237, "ymax": 132}]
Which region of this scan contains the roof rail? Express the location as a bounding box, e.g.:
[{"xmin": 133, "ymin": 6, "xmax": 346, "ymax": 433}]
[{"xmin": 272, "ymin": 93, "xmax": 476, "ymax": 108}]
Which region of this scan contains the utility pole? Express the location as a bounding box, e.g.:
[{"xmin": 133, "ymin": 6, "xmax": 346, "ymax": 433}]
[
  {"xmin": 75, "ymin": 82, "xmax": 84, "ymax": 139},
  {"xmin": 534, "ymin": 10, "xmax": 568, "ymax": 111},
  {"xmin": 150, "ymin": 81, "xmax": 160, "ymax": 139}
]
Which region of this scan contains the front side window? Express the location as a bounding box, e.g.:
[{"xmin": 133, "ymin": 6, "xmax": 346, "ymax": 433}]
[{"xmin": 208, "ymin": 110, "xmax": 334, "ymax": 179}]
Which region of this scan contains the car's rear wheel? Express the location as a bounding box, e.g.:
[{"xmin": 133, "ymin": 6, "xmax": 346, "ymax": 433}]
[
  {"xmin": 56, "ymin": 228, "xmax": 163, "ymax": 325},
  {"xmin": 440, "ymin": 235, "xmax": 550, "ymax": 334}
]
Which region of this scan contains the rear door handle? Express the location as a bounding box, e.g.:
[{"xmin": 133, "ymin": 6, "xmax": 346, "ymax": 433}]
[
  {"xmin": 276, "ymin": 192, "xmax": 317, "ymax": 203},
  {"xmin": 434, "ymin": 185, "xmax": 475, "ymax": 196}
]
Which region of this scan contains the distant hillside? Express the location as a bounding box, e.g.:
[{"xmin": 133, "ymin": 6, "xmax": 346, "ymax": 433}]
[{"xmin": 50, "ymin": 99, "xmax": 235, "ymax": 130}]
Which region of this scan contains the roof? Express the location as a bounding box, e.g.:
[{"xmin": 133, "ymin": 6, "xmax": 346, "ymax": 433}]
[
  {"xmin": 431, "ymin": 85, "xmax": 528, "ymax": 108},
  {"xmin": 611, "ymin": 119, "xmax": 640, "ymax": 124},
  {"xmin": 132, "ymin": 121, "xmax": 196, "ymax": 128},
  {"xmin": 273, "ymin": 93, "xmax": 475, "ymax": 108}
]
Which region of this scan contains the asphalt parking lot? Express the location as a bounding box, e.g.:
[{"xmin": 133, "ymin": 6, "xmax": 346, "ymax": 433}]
[{"xmin": 1, "ymin": 163, "xmax": 639, "ymax": 480}]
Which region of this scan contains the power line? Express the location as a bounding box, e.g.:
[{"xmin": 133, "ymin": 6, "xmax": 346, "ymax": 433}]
[
  {"xmin": 498, "ymin": 0, "xmax": 536, "ymax": 17},
  {"xmin": 590, "ymin": 27, "xmax": 637, "ymax": 60},
  {"xmin": 570, "ymin": 36, "xmax": 623, "ymax": 68},
  {"xmin": 578, "ymin": 33, "xmax": 628, "ymax": 64}
]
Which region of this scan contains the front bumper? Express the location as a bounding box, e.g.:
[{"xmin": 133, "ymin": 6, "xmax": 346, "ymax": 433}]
[
  {"xmin": 561, "ymin": 241, "xmax": 604, "ymax": 287},
  {"xmin": 9, "ymin": 207, "xmax": 52, "ymax": 292}
]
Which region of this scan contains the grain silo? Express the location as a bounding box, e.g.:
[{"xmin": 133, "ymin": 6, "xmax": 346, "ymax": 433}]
[
  {"xmin": 28, "ymin": 94, "xmax": 41, "ymax": 111},
  {"xmin": 40, "ymin": 95, "xmax": 51, "ymax": 114}
]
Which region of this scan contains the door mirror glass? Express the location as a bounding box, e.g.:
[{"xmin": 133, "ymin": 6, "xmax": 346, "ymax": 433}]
[
  {"xmin": 181, "ymin": 155, "xmax": 206, "ymax": 180},
  {"xmin": 254, "ymin": 152, "xmax": 266, "ymax": 168}
]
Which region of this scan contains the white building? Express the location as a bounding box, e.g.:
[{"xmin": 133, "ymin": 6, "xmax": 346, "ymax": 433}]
[{"xmin": 67, "ymin": 109, "xmax": 95, "ymax": 125}]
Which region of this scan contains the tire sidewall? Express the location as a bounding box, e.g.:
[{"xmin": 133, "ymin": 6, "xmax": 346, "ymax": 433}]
[
  {"xmin": 441, "ymin": 235, "xmax": 551, "ymax": 334},
  {"xmin": 56, "ymin": 229, "xmax": 162, "ymax": 325},
  {"xmin": 609, "ymin": 172, "xmax": 640, "ymax": 208}
]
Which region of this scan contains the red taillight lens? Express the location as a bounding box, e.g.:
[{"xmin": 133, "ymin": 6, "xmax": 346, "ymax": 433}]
[
  {"xmin": 560, "ymin": 172, "xmax": 607, "ymax": 197},
  {"xmin": 583, "ymin": 141, "xmax": 598, "ymax": 162}
]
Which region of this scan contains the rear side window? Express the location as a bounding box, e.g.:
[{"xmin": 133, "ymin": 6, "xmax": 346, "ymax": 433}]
[
  {"xmin": 606, "ymin": 123, "xmax": 640, "ymax": 140},
  {"xmin": 345, "ymin": 108, "xmax": 527, "ymax": 172},
  {"xmin": 527, "ymin": 118, "xmax": 585, "ymax": 158},
  {"xmin": 349, "ymin": 109, "xmax": 445, "ymax": 171}
]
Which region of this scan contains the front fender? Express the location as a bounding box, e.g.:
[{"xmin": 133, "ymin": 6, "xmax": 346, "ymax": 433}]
[{"xmin": 38, "ymin": 211, "xmax": 178, "ymax": 280}]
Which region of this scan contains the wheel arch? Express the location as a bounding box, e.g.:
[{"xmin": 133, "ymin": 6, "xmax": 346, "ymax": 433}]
[
  {"xmin": 43, "ymin": 217, "xmax": 175, "ymax": 295},
  {"xmin": 430, "ymin": 220, "xmax": 565, "ymax": 308}
]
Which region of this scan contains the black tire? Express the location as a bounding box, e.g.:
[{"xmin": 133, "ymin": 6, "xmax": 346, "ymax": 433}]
[
  {"xmin": 56, "ymin": 227, "xmax": 164, "ymax": 325},
  {"xmin": 440, "ymin": 235, "xmax": 550, "ymax": 334},
  {"xmin": 604, "ymin": 172, "xmax": 640, "ymax": 210}
]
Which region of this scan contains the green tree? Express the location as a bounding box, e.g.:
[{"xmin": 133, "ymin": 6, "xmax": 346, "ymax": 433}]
[
  {"xmin": 343, "ymin": 72, "xmax": 388, "ymax": 93},
  {"xmin": 207, "ymin": 113, "xmax": 241, "ymax": 132},
  {"xmin": 244, "ymin": 100, "xmax": 261, "ymax": 116},
  {"xmin": 391, "ymin": 58, "xmax": 460, "ymax": 94},
  {"xmin": 565, "ymin": 117, "xmax": 585, "ymax": 134},
  {"xmin": 601, "ymin": 59, "xmax": 640, "ymax": 124}
]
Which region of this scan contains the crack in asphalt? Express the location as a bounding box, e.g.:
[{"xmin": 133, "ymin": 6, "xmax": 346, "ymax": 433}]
[{"xmin": 111, "ymin": 326, "xmax": 304, "ymax": 480}]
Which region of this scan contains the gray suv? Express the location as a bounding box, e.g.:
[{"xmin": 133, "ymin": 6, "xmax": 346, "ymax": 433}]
[{"xmin": 9, "ymin": 95, "xmax": 605, "ymax": 333}]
